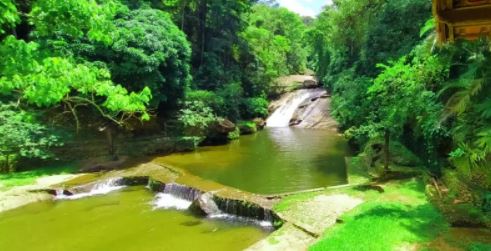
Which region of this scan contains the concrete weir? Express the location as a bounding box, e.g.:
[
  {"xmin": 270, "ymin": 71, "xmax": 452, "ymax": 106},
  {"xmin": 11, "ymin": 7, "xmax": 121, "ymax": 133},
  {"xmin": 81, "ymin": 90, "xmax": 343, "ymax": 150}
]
[{"xmin": 44, "ymin": 169, "xmax": 283, "ymax": 229}]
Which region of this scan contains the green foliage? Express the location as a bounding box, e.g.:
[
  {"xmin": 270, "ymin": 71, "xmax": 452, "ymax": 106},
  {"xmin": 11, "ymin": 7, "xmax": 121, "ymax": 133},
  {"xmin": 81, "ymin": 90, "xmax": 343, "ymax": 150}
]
[
  {"xmin": 441, "ymin": 40, "xmax": 491, "ymax": 168},
  {"xmin": 179, "ymin": 101, "xmax": 218, "ymax": 136},
  {"xmin": 30, "ymin": 0, "xmax": 121, "ymax": 44},
  {"xmin": 309, "ymin": 0, "xmax": 430, "ymax": 87},
  {"xmin": 237, "ymin": 120, "xmax": 257, "ymax": 135},
  {"xmin": 0, "ymin": 104, "xmax": 60, "ymax": 172},
  {"xmin": 243, "ymin": 4, "xmax": 307, "ymax": 78},
  {"xmin": 216, "ymin": 82, "xmax": 244, "ymax": 121},
  {"xmin": 227, "ymin": 127, "xmax": 240, "ymax": 141},
  {"xmin": 0, "ymin": 0, "xmax": 19, "ymax": 35},
  {"xmin": 185, "ymin": 90, "xmax": 224, "ymax": 112},
  {"xmin": 331, "ymin": 73, "xmax": 372, "ymax": 132},
  {"xmin": 0, "ymin": 36, "xmax": 152, "ymax": 126},
  {"xmin": 242, "ymin": 97, "xmax": 268, "ymax": 119},
  {"xmin": 100, "ymin": 8, "xmax": 191, "ymax": 107}
]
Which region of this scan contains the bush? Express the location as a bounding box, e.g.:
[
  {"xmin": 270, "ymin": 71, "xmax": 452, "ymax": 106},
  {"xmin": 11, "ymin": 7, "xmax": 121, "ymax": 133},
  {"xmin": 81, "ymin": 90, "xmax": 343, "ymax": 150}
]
[
  {"xmin": 227, "ymin": 127, "xmax": 240, "ymax": 140},
  {"xmin": 237, "ymin": 121, "xmax": 257, "ymax": 135},
  {"xmin": 0, "ymin": 104, "xmax": 61, "ymax": 172},
  {"xmin": 242, "ymin": 97, "xmax": 269, "ymax": 119},
  {"xmin": 217, "ymin": 82, "xmax": 244, "ymax": 121},
  {"xmin": 186, "ymin": 90, "xmax": 224, "ymax": 112},
  {"xmin": 178, "ymin": 101, "xmax": 218, "ymax": 136}
]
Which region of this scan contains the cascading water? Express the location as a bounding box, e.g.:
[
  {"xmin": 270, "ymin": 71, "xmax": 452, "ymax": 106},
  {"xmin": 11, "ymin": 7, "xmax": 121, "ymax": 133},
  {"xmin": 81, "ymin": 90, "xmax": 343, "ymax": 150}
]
[
  {"xmin": 152, "ymin": 183, "xmax": 202, "ymax": 210},
  {"xmin": 151, "ymin": 184, "xmax": 275, "ymax": 228},
  {"xmin": 266, "ymin": 89, "xmax": 323, "ymax": 127},
  {"xmin": 55, "ymin": 178, "xmax": 125, "ymax": 200}
]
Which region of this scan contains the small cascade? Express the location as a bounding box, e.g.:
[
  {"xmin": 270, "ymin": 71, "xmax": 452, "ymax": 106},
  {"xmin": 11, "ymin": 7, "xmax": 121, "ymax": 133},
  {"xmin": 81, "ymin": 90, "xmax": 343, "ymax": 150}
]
[
  {"xmin": 152, "ymin": 183, "xmax": 203, "ymax": 210},
  {"xmin": 149, "ymin": 182, "xmax": 279, "ymax": 229},
  {"xmin": 266, "ymin": 89, "xmax": 323, "ymax": 127},
  {"xmin": 211, "ymin": 197, "xmax": 277, "ymax": 228},
  {"xmin": 55, "ymin": 178, "xmax": 125, "ymax": 200}
]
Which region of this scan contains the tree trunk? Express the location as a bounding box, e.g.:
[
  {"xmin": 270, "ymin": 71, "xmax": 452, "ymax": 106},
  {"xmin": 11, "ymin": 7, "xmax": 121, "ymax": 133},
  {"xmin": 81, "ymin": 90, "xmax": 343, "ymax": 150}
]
[
  {"xmin": 199, "ymin": 0, "xmax": 207, "ymax": 66},
  {"xmin": 384, "ymin": 129, "xmax": 390, "ymax": 172},
  {"xmin": 105, "ymin": 128, "xmax": 117, "ymax": 161}
]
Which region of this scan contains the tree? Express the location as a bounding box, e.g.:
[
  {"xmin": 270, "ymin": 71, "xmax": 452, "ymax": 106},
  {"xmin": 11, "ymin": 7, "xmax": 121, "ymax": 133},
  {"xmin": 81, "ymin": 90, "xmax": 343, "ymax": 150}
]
[
  {"xmin": 0, "ymin": 0, "xmax": 19, "ymax": 35},
  {"xmin": 92, "ymin": 8, "xmax": 192, "ymax": 109},
  {"xmin": 0, "ymin": 36, "xmax": 152, "ymax": 130},
  {"xmin": 351, "ymin": 49, "xmax": 448, "ymax": 171},
  {"xmin": 0, "ymin": 103, "xmax": 60, "ymax": 172}
]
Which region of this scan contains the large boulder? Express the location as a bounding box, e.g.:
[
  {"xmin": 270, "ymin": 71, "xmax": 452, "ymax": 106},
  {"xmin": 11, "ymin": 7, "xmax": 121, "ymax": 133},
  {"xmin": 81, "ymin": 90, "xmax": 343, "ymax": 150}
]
[{"xmin": 203, "ymin": 119, "xmax": 237, "ymax": 145}]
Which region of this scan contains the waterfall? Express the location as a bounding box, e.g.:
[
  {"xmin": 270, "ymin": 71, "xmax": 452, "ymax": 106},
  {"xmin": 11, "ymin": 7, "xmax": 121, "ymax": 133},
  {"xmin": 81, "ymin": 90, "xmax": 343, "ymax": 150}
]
[
  {"xmin": 55, "ymin": 178, "xmax": 125, "ymax": 200},
  {"xmin": 152, "ymin": 183, "xmax": 202, "ymax": 210},
  {"xmin": 266, "ymin": 89, "xmax": 322, "ymax": 127}
]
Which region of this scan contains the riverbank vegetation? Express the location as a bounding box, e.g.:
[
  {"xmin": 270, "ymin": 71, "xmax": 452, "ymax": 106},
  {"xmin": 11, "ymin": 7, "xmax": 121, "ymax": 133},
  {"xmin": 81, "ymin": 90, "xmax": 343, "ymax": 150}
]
[
  {"xmin": 0, "ymin": 0, "xmax": 309, "ymax": 171},
  {"xmin": 307, "ymin": 0, "xmax": 491, "ymax": 229},
  {"xmin": 1, "ymin": 0, "xmax": 490, "ymax": 250}
]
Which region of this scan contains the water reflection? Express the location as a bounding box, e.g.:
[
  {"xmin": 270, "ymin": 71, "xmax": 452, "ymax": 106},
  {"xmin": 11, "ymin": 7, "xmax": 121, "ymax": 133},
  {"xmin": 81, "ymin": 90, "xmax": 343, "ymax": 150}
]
[{"xmin": 156, "ymin": 128, "xmax": 349, "ymax": 194}]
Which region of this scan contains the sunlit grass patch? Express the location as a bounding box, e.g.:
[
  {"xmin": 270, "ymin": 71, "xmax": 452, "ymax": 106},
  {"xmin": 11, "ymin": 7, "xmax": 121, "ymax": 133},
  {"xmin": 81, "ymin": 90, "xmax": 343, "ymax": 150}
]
[
  {"xmin": 0, "ymin": 164, "xmax": 77, "ymax": 188},
  {"xmin": 310, "ymin": 201, "xmax": 448, "ymax": 251}
]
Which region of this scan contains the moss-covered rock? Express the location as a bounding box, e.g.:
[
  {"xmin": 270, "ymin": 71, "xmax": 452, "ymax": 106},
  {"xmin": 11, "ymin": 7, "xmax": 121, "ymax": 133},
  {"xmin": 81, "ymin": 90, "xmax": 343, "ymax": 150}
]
[{"xmin": 238, "ymin": 121, "xmax": 258, "ymax": 135}]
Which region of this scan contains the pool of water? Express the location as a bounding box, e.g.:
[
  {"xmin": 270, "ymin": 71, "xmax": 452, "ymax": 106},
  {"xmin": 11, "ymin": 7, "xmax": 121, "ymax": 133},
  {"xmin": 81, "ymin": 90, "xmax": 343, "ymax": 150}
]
[
  {"xmin": 155, "ymin": 128, "xmax": 349, "ymax": 194},
  {"xmin": 0, "ymin": 188, "xmax": 268, "ymax": 251}
]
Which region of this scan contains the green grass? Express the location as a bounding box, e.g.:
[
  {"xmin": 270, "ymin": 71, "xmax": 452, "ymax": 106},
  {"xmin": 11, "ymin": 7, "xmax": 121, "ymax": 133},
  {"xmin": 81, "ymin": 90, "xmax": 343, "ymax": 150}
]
[
  {"xmin": 0, "ymin": 164, "xmax": 77, "ymax": 189},
  {"xmin": 294, "ymin": 179, "xmax": 450, "ymax": 251},
  {"xmin": 310, "ymin": 201, "xmax": 448, "ymax": 251}
]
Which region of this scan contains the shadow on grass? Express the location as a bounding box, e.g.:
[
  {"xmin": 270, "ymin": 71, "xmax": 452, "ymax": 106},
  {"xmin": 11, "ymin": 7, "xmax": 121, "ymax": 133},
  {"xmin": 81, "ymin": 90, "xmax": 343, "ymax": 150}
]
[{"xmin": 352, "ymin": 203, "xmax": 448, "ymax": 240}]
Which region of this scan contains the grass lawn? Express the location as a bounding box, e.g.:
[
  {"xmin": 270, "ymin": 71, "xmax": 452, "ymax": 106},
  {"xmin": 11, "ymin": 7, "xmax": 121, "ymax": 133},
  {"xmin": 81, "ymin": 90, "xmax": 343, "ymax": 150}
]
[
  {"xmin": 0, "ymin": 163, "xmax": 77, "ymax": 189},
  {"xmin": 308, "ymin": 179, "xmax": 449, "ymax": 251}
]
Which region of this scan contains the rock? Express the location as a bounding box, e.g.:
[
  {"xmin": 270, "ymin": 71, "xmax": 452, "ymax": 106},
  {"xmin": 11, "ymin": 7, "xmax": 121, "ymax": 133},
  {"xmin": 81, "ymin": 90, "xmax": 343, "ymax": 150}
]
[
  {"xmin": 204, "ymin": 119, "xmax": 237, "ymax": 145},
  {"xmin": 320, "ymin": 93, "xmax": 331, "ymax": 98},
  {"xmin": 213, "ymin": 119, "xmax": 236, "ymax": 134},
  {"xmin": 252, "ymin": 118, "xmax": 266, "ymax": 129},
  {"xmin": 189, "ymin": 193, "xmax": 221, "ymax": 216},
  {"xmin": 238, "ymin": 121, "xmax": 258, "ymax": 135},
  {"xmin": 303, "ymin": 79, "xmax": 318, "ymax": 88},
  {"xmin": 298, "ymin": 102, "xmax": 310, "ymax": 109},
  {"xmin": 79, "ymin": 156, "xmax": 129, "ymax": 173},
  {"xmin": 289, "ymin": 119, "xmax": 302, "ymax": 126}
]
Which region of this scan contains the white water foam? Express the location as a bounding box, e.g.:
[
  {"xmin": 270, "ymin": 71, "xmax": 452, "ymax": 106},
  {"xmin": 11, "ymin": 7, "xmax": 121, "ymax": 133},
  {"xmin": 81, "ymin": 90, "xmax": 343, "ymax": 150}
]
[
  {"xmin": 55, "ymin": 178, "xmax": 125, "ymax": 200},
  {"xmin": 266, "ymin": 89, "xmax": 315, "ymax": 127},
  {"xmin": 152, "ymin": 193, "xmax": 193, "ymax": 210}
]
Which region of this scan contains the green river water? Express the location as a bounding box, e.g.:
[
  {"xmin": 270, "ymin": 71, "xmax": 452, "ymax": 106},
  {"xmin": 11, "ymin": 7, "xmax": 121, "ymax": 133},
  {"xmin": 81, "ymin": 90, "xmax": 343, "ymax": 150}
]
[
  {"xmin": 0, "ymin": 187, "xmax": 267, "ymax": 251},
  {"xmin": 156, "ymin": 128, "xmax": 349, "ymax": 194}
]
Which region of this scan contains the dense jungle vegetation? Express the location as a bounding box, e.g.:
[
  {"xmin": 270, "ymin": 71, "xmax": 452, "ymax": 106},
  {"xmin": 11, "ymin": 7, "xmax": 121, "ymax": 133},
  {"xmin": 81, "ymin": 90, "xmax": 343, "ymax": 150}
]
[{"xmin": 0, "ymin": 0, "xmax": 490, "ymax": 229}]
